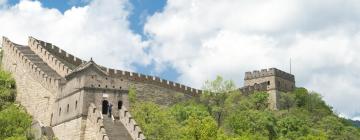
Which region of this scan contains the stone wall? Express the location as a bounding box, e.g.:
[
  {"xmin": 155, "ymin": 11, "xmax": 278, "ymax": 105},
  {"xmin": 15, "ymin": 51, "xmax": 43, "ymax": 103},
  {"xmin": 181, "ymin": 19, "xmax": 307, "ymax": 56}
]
[
  {"xmin": 28, "ymin": 37, "xmax": 73, "ymax": 77},
  {"xmin": 119, "ymin": 106, "xmax": 146, "ymax": 140},
  {"xmin": 84, "ymin": 103, "xmax": 109, "ymax": 140},
  {"xmin": 2, "ymin": 36, "xmax": 298, "ymax": 139},
  {"xmin": 52, "ymin": 117, "xmax": 85, "ymax": 140},
  {"xmin": 52, "ymin": 90, "xmax": 83, "ymax": 126},
  {"xmin": 1, "ymin": 37, "xmax": 56, "ymax": 126},
  {"xmin": 245, "ymin": 68, "xmax": 295, "ymax": 82},
  {"xmin": 243, "ymin": 68, "xmax": 296, "ymax": 110},
  {"xmin": 30, "ymin": 37, "xmax": 84, "ymax": 68},
  {"xmin": 240, "ymin": 82, "xmax": 268, "ymax": 95},
  {"xmin": 31, "ymin": 37, "xmax": 202, "ymax": 98},
  {"xmin": 105, "ymin": 69, "xmax": 202, "ymax": 96}
]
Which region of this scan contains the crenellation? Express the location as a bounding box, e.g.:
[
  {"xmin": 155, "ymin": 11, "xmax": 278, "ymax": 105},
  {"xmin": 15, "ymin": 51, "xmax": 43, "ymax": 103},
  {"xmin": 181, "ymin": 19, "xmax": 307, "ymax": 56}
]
[
  {"xmin": 108, "ymin": 69, "xmax": 115, "ymax": 75},
  {"xmin": 174, "ymin": 83, "xmax": 180, "ymax": 90},
  {"xmin": 119, "ymin": 107, "xmax": 145, "ymax": 140},
  {"xmin": 253, "ymin": 70, "xmax": 260, "ymax": 78},
  {"xmin": 168, "ymin": 81, "xmax": 174, "ymax": 87},
  {"xmin": 139, "ymin": 74, "xmax": 146, "ymax": 81},
  {"xmin": 28, "ymin": 38, "xmax": 73, "ymax": 77},
  {"xmin": 135, "ymin": 73, "xmax": 140, "ymax": 77},
  {"xmin": 244, "ymin": 68, "xmax": 294, "ymax": 81},
  {"xmin": 3, "ymin": 36, "xmax": 207, "ymax": 140},
  {"xmin": 3, "ymin": 39, "xmax": 60, "ymax": 92},
  {"xmin": 124, "ymin": 71, "xmax": 131, "ymax": 77},
  {"xmin": 154, "ymin": 77, "xmax": 160, "ymax": 83},
  {"xmin": 186, "ymin": 86, "xmax": 191, "ymax": 92}
]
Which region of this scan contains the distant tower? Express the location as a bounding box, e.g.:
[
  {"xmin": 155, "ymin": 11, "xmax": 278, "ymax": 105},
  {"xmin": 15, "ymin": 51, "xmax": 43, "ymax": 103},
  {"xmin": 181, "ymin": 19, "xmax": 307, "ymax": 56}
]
[{"xmin": 243, "ymin": 68, "xmax": 295, "ymax": 109}]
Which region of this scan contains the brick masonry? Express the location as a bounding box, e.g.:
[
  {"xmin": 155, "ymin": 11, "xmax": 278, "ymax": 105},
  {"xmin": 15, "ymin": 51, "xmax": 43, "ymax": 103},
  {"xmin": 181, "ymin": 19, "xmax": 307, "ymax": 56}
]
[{"xmin": 1, "ymin": 36, "xmax": 295, "ymax": 139}]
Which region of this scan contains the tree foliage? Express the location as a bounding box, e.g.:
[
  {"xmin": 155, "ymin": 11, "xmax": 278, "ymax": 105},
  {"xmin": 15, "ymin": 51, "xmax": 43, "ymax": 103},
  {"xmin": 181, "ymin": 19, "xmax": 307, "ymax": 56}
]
[
  {"xmin": 130, "ymin": 76, "xmax": 360, "ymax": 140},
  {"xmin": 0, "ymin": 67, "xmax": 32, "ymax": 139},
  {"xmin": 0, "ymin": 105, "xmax": 32, "ymax": 140}
]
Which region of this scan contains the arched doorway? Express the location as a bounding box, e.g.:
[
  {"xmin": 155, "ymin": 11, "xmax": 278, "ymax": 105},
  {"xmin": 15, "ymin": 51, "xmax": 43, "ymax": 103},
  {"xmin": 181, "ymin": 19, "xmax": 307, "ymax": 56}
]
[
  {"xmin": 102, "ymin": 100, "xmax": 109, "ymax": 114},
  {"xmin": 118, "ymin": 100, "xmax": 123, "ymax": 109}
]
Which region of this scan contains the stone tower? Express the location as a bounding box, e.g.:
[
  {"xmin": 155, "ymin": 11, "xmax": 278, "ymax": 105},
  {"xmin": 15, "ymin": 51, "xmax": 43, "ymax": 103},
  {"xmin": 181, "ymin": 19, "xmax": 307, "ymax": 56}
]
[
  {"xmin": 1, "ymin": 36, "xmax": 203, "ymax": 140},
  {"xmin": 244, "ymin": 68, "xmax": 295, "ymax": 109}
]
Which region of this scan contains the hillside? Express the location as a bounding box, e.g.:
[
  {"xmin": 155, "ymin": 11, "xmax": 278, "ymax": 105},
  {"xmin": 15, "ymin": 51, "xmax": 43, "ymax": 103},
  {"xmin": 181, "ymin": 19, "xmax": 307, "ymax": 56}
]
[
  {"xmin": 349, "ymin": 120, "xmax": 360, "ymax": 128},
  {"xmin": 129, "ymin": 76, "xmax": 360, "ymax": 140}
]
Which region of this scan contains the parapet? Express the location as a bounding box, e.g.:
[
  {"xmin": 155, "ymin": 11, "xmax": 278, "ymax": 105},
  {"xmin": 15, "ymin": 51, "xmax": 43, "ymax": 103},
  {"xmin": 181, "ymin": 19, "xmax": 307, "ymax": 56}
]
[
  {"xmin": 2, "ymin": 37, "xmax": 63, "ymax": 92},
  {"xmin": 28, "ymin": 37, "xmax": 74, "ymax": 77},
  {"xmin": 28, "ymin": 37, "xmax": 84, "ymax": 69},
  {"xmin": 244, "ymin": 68, "xmax": 295, "ymax": 81},
  {"xmin": 119, "ymin": 106, "xmax": 146, "ymax": 140},
  {"xmin": 102, "ymin": 67, "xmax": 202, "ymax": 97},
  {"xmin": 239, "ymin": 82, "xmax": 268, "ymax": 95},
  {"xmin": 87, "ymin": 103, "xmax": 109, "ymax": 140}
]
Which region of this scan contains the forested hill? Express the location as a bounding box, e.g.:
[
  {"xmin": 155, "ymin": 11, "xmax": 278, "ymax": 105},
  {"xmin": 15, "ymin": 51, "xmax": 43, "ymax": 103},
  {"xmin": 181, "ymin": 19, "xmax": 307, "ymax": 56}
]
[
  {"xmin": 129, "ymin": 76, "xmax": 360, "ymax": 140},
  {"xmin": 349, "ymin": 120, "xmax": 360, "ymax": 128}
]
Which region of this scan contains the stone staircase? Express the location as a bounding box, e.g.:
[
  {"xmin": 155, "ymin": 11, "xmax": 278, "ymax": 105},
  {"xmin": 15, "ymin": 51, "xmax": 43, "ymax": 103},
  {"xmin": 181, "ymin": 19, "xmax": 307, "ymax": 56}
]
[
  {"xmin": 103, "ymin": 115, "xmax": 132, "ymax": 140},
  {"xmin": 16, "ymin": 46, "xmax": 62, "ymax": 79}
]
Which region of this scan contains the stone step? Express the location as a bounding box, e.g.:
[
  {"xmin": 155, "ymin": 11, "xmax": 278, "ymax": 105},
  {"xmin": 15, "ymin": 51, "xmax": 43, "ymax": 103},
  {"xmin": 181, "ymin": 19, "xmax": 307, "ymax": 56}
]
[
  {"xmin": 103, "ymin": 116, "xmax": 132, "ymax": 140},
  {"xmin": 15, "ymin": 46, "xmax": 62, "ymax": 79}
]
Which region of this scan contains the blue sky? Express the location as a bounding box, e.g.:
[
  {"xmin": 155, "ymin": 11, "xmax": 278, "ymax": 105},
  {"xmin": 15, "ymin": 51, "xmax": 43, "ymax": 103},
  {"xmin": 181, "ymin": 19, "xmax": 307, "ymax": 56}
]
[
  {"xmin": 7, "ymin": 0, "xmax": 175, "ymax": 80},
  {"xmin": 6, "ymin": 0, "xmax": 166, "ymax": 36},
  {"xmin": 1, "ymin": 0, "xmax": 360, "ymax": 120}
]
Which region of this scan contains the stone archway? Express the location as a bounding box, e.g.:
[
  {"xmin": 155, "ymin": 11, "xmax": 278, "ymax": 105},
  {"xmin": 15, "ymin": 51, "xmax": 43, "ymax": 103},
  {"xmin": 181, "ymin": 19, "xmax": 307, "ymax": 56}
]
[
  {"xmin": 118, "ymin": 100, "xmax": 123, "ymax": 110},
  {"xmin": 102, "ymin": 100, "xmax": 109, "ymax": 114}
]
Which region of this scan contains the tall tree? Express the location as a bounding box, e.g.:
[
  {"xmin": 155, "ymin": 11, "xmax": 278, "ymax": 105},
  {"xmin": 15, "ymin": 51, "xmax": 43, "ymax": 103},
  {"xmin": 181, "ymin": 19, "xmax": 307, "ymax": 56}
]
[{"xmin": 201, "ymin": 76, "xmax": 238, "ymax": 127}]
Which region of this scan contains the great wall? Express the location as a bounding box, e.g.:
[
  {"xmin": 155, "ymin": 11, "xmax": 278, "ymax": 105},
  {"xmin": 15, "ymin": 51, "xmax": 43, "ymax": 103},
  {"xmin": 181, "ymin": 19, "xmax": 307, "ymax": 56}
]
[{"xmin": 1, "ymin": 36, "xmax": 295, "ymax": 140}]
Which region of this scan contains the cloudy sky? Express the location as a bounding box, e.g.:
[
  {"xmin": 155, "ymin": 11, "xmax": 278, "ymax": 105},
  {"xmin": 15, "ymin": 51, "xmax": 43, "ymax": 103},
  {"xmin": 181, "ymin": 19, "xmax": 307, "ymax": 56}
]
[{"xmin": 0, "ymin": 0, "xmax": 359, "ymax": 120}]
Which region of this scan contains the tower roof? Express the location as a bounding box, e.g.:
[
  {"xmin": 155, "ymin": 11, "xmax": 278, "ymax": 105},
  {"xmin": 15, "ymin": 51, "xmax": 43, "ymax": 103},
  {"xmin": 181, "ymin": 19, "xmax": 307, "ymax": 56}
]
[{"xmin": 65, "ymin": 59, "xmax": 108, "ymax": 80}]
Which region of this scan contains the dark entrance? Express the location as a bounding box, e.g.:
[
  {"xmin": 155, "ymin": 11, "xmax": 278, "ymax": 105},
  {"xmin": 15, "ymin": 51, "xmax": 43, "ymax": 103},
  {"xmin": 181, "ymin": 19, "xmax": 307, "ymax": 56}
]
[
  {"xmin": 118, "ymin": 100, "xmax": 123, "ymax": 109},
  {"xmin": 102, "ymin": 100, "xmax": 109, "ymax": 114}
]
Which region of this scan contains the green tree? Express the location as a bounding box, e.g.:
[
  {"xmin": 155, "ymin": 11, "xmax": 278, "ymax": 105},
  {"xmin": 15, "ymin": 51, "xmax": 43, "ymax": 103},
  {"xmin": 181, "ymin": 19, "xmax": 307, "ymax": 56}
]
[
  {"xmin": 181, "ymin": 116, "xmax": 218, "ymax": 140},
  {"xmin": 128, "ymin": 85, "xmax": 137, "ymax": 104},
  {"xmin": 293, "ymin": 88, "xmax": 308, "ymax": 108},
  {"xmin": 277, "ymin": 115, "xmax": 310, "ymax": 139},
  {"xmin": 279, "ymin": 92, "xmax": 295, "ymax": 112},
  {"xmin": 170, "ymin": 101, "xmax": 210, "ymax": 123},
  {"xmin": 201, "ymin": 76, "xmax": 238, "ymax": 127},
  {"xmin": 0, "ymin": 104, "xmax": 32, "ymax": 140},
  {"xmin": 128, "ymin": 76, "xmax": 360, "ymax": 140},
  {"xmin": 249, "ymin": 92, "xmax": 269, "ymax": 110},
  {"xmin": 131, "ymin": 102, "xmax": 180, "ymax": 140},
  {"xmin": 225, "ymin": 110, "xmax": 277, "ymax": 139},
  {"xmin": 0, "ymin": 70, "xmax": 16, "ymax": 110},
  {"xmin": 318, "ymin": 116, "xmax": 347, "ymax": 139}
]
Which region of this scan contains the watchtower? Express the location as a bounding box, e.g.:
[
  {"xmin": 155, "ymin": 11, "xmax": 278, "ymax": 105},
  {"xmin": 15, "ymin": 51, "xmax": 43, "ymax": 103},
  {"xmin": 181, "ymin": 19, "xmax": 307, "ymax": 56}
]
[{"xmin": 244, "ymin": 68, "xmax": 295, "ymax": 109}]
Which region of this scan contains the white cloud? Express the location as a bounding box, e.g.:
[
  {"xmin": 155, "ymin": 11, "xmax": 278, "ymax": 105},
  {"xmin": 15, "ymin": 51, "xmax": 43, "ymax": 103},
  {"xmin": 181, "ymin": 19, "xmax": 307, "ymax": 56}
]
[
  {"xmin": 0, "ymin": 0, "xmax": 149, "ymax": 70},
  {"xmin": 144, "ymin": 0, "xmax": 360, "ymax": 119},
  {"xmin": 1, "ymin": 0, "xmax": 359, "ymax": 120}
]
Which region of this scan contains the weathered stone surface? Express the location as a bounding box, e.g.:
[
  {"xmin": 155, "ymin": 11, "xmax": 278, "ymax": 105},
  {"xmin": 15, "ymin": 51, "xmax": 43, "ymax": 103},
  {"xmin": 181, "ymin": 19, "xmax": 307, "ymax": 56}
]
[
  {"xmin": 243, "ymin": 68, "xmax": 296, "ymax": 109},
  {"xmin": 1, "ymin": 37, "xmax": 201, "ymax": 140},
  {"xmin": 1, "ymin": 36, "xmax": 295, "ymax": 139}
]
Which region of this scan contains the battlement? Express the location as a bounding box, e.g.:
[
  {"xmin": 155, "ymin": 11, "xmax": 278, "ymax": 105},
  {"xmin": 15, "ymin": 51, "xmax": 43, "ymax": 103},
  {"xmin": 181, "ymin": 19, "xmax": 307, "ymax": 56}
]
[
  {"xmin": 239, "ymin": 82, "xmax": 268, "ymax": 95},
  {"xmin": 29, "ymin": 37, "xmax": 85, "ymax": 69},
  {"xmin": 2, "ymin": 37, "xmax": 63, "ymax": 91},
  {"xmin": 86, "ymin": 103, "xmax": 110, "ymax": 140},
  {"xmin": 103, "ymin": 67, "xmax": 202, "ymax": 96},
  {"xmin": 119, "ymin": 106, "xmax": 146, "ymax": 140},
  {"xmin": 244, "ymin": 68, "xmax": 294, "ymax": 81},
  {"xmin": 28, "ymin": 37, "xmax": 74, "ymax": 77}
]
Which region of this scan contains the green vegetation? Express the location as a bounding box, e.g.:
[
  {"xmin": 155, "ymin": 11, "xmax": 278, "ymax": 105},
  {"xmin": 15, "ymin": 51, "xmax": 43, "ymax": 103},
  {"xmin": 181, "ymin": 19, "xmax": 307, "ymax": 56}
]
[
  {"xmin": 0, "ymin": 63, "xmax": 32, "ymax": 139},
  {"xmin": 131, "ymin": 76, "xmax": 360, "ymax": 140}
]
